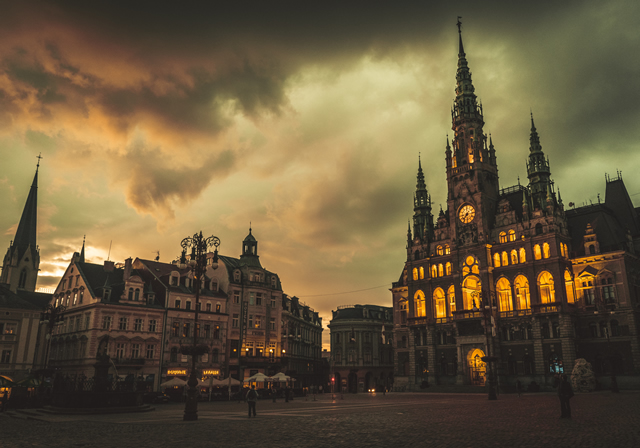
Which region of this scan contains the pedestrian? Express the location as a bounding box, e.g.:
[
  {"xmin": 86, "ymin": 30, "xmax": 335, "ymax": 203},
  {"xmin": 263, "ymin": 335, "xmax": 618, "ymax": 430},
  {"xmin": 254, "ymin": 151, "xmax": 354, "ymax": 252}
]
[
  {"xmin": 516, "ymin": 380, "xmax": 522, "ymax": 397},
  {"xmin": 246, "ymin": 385, "xmax": 258, "ymax": 418},
  {"xmin": 271, "ymin": 386, "xmax": 276, "ymax": 403},
  {"xmin": 285, "ymin": 386, "xmax": 289, "ymax": 403},
  {"xmin": 557, "ymin": 374, "xmax": 574, "ymax": 418}
]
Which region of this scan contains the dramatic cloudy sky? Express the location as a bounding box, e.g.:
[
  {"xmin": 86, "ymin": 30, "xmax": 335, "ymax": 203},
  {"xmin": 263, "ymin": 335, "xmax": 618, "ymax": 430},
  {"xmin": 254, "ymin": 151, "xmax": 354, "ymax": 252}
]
[{"xmin": 2, "ymin": 1, "xmax": 639, "ymax": 345}]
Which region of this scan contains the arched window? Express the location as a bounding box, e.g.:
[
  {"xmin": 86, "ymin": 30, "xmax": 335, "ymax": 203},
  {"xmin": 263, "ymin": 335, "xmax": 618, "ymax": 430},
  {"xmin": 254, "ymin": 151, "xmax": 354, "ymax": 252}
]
[
  {"xmin": 519, "ymin": 248, "xmax": 526, "ymax": 263},
  {"xmin": 444, "ymin": 245, "xmax": 451, "ymax": 255},
  {"xmin": 445, "ymin": 262, "xmax": 452, "ymax": 276},
  {"xmin": 438, "ymin": 264, "xmax": 444, "ymax": 277},
  {"xmin": 419, "ymin": 267, "xmax": 424, "ymax": 279},
  {"xmin": 510, "ymin": 250, "xmax": 518, "ymax": 265},
  {"xmin": 560, "ymin": 243, "xmax": 566, "ymax": 257},
  {"xmin": 448, "ymin": 285, "xmax": 456, "ymax": 314},
  {"xmin": 508, "ymin": 230, "xmax": 516, "ymax": 242},
  {"xmin": 514, "ymin": 275, "xmax": 531, "ymax": 310},
  {"xmin": 436, "ymin": 245, "xmax": 443, "ymax": 256},
  {"xmin": 496, "ymin": 278, "xmax": 513, "ymax": 312},
  {"xmin": 134, "ymin": 289, "xmax": 140, "ymax": 301},
  {"xmin": 412, "ymin": 268, "xmax": 419, "ymax": 281},
  {"xmin": 501, "ymin": 252, "xmax": 508, "ymax": 267},
  {"xmin": 414, "ymin": 290, "xmax": 426, "ymax": 317},
  {"xmin": 538, "ymin": 271, "xmax": 555, "ymax": 304},
  {"xmin": 434, "ymin": 288, "xmax": 446, "ymax": 319},
  {"xmin": 543, "ymin": 242, "xmax": 550, "ymax": 259},
  {"xmin": 564, "ymin": 270, "xmax": 576, "ymax": 303},
  {"xmin": 534, "ymin": 244, "xmax": 542, "ymax": 260},
  {"xmin": 128, "ymin": 288, "xmax": 134, "ymax": 300},
  {"xmin": 499, "ymin": 231, "xmax": 507, "ymax": 243},
  {"xmin": 18, "ymin": 269, "xmax": 27, "ymax": 289},
  {"xmin": 493, "ymin": 253, "xmax": 501, "ymax": 267},
  {"xmin": 431, "ymin": 265, "xmax": 438, "ymax": 278},
  {"xmin": 462, "ymin": 276, "xmax": 481, "ymax": 310}
]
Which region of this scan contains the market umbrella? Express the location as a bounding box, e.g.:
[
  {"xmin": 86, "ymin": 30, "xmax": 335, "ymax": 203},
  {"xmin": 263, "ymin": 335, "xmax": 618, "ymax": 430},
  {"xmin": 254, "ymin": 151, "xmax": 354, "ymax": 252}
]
[
  {"xmin": 213, "ymin": 377, "xmax": 241, "ymax": 386},
  {"xmin": 244, "ymin": 373, "xmax": 271, "ymax": 383},
  {"xmin": 270, "ymin": 372, "xmax": 290, "ymax": 382},
  {"xmin": 197, "ymin": 377, "xmax": 212, "ymax": 387},
  {"xmin": 0, "ymin": 375, "xmax": 15, "ymax": 387},
  {"xmin": 160, "ymin": 377, "xmax": 187, "ymax": 387}
]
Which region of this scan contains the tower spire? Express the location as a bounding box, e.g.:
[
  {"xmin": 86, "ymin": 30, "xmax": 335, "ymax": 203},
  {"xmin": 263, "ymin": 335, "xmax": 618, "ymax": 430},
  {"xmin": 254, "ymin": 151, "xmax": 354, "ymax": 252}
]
[{"xmin": 1, "ymin": 160, "xmax": 41, "ymax": 292}]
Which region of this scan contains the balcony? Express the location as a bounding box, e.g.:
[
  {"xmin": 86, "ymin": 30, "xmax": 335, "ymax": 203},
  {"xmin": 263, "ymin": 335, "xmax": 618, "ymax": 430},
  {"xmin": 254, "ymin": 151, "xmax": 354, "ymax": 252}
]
[
  {"xmin": 499, "ymin": 309, "xmax": 532, "ymax": 318},
  {"xmin": 532, "ymin": 302, "xmax": 560, "ymax": 314}
]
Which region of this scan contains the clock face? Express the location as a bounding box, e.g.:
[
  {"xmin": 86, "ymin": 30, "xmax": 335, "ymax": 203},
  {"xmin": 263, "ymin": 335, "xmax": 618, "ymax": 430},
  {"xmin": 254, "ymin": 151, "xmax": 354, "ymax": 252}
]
[{"xmin": 459, "ymin": 204, "xmax": 476, "ymax": 223}]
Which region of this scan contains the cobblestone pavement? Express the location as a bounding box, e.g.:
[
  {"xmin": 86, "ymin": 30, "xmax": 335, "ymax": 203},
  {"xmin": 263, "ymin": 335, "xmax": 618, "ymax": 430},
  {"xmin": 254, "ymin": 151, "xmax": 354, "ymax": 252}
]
[{"xmin": 2, "ymin": 391, "xmax": 640, "ymax": 447}]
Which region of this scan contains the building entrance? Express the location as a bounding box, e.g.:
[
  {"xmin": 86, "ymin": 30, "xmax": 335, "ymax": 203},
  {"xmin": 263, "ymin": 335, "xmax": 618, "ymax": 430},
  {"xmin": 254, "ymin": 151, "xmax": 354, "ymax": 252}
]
[{"xmin": 467, "ymin": 349, "xmax": 486, "ymax": 385}]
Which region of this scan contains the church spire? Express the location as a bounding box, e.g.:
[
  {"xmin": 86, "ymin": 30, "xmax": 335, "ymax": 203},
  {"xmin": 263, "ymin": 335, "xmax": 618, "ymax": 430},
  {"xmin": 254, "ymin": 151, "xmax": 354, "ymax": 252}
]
[
  {"xmin": 1, "ymin": 158, "xmax": 41, "ymax": 292},
  {"xmin": 80, "ymin": 235, "xmax": 86, "ymax": 263}
]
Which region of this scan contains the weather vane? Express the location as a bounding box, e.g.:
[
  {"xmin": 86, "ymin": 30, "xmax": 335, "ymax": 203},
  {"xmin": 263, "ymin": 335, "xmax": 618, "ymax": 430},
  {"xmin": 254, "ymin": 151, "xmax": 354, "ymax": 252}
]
[{"xmin": 457, "ymin": 17, "xmax": 462, "ymax": 32}]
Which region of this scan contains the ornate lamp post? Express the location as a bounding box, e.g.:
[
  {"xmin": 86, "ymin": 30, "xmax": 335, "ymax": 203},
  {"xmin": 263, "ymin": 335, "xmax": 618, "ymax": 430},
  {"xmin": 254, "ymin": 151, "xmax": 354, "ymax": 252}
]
[
  {"xmin": 178, "ymin": 231, "xmax": 220, "ymax": 421},
  {"xmin": 473, "ymin": 291, "xmax": 498, "ymax": 400}
]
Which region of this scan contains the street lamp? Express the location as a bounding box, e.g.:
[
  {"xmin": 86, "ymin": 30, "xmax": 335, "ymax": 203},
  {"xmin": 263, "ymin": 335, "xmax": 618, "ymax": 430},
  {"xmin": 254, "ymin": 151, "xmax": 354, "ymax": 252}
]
[
  {"xmin": 473, "ymin": 291, "xmax": 498, "ymax": 400},
  {"xmin": 178, "ymin": 231, "xmax": 220, "ymax": 421}
]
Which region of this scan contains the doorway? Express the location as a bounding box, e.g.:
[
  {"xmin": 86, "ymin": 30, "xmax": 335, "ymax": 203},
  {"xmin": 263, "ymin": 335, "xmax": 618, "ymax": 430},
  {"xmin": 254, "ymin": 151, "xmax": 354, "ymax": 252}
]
[{"xmin": 467, "ymin": 349, "xmax": 486, "ymax": 385}]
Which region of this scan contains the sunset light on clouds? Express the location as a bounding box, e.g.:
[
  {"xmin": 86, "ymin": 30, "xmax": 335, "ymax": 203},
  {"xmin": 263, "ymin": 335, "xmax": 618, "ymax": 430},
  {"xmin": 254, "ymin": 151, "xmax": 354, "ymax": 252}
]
[{"xmin": 2, "ymin": 1, "xmax": 640, "ymax": 345}]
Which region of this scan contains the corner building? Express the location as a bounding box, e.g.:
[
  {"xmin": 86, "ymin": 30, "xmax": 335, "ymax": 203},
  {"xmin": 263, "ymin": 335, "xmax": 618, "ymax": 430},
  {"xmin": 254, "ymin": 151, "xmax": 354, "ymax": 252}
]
[{"xmin": 392, "ymin": 25, "xmax": 640, "ymax": 391}]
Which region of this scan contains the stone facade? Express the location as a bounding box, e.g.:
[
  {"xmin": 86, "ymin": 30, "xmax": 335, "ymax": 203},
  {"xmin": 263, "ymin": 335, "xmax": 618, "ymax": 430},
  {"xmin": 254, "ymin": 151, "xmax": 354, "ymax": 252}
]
[
  {"xmin": 392, "ymin": 24, "xmax": 640, "ymax": 392},
  {"xmin": 329, "ymin": 304, "xmax": 393, "ymax": 393}
]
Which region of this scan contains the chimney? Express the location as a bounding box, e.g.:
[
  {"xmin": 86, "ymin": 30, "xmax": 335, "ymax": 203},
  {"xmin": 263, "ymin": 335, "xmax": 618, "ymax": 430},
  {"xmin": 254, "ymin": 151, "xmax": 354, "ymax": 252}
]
[
  {"xmin": 124, "ymin": 257, "xmax": 133, "ymax": 280},
  {"xmin": 104, "ymin": 260, "xmax": 115, "ymax": 272}
]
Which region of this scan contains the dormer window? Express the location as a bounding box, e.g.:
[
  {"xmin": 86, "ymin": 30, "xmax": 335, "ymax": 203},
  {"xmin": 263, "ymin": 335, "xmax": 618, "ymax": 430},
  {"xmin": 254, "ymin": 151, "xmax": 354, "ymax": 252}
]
[
  {"xmin": 170, "ymin": 275, "xmax": 178, "ymax": 286},
  {"xmin": 234, "ymin": 271, "xmax": 241, "ymax": 282},
  {"xmin": 103, "ymin": 288, "xmax": 111, "ymax": 301},
  {"xmin": 134, "ymin": 289, "xmax": 140, "ymax": 301},
  {"xmin": 128, "ymin": 288, "xmax": 134, "ymax": 300},
  {"xmin": 211, "ymin": 281, "xmax": 218, "ymax": 292},
  {"xmin": 147, "ymin": 293, "xmax": 155, "ymax": 305}
]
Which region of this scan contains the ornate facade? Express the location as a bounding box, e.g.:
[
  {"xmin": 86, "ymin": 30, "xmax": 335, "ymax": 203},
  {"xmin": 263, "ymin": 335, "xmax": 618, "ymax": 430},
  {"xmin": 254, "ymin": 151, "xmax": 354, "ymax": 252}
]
[{"xmin": 392, "ymin": 24, "xmax": 640, "ymax": 392}]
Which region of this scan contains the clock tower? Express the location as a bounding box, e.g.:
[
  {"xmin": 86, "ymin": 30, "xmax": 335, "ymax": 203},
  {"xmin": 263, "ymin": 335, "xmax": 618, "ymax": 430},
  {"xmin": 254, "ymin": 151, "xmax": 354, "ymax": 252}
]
[{"xmin": 446, "ymin": 21, "xmax": 499, "ymax": 247}]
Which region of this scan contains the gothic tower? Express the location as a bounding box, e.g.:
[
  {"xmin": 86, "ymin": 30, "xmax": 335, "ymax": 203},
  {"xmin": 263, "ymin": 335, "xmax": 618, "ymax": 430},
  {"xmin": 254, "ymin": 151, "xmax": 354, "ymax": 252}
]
[
  {"xmin": 446, "ymin": 20, "xmax": 500, "ymax": 246},
  {"xmin": 0, "ymin": 163, "xmax": 41, "ymax": 292}
]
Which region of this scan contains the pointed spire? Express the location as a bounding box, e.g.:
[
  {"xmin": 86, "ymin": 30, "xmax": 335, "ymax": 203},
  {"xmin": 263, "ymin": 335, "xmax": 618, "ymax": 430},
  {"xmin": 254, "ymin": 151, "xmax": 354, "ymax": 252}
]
[
  {"xmin": 80, "ymin": 235, "xmax": 86, "ymax": 263},
  {"xmin": 529, "ymin": 112, "xmax": 543, "ymax": 154},
  {"xmin": 457, "ymin": 17, "xmax": 465, "ymax": 56},
  {"xmin": 12, "ymin": 163, "xmax": 39, "ymax": 260}
]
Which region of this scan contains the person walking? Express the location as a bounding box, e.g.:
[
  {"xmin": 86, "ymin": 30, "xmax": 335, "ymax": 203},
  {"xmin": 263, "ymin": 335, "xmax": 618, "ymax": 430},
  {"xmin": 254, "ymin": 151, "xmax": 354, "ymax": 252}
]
[
  {"xmin": 557, "ymin": 374, "xmax": 574, "ymax": 418},
  {"xmin": 516, "ymin": 380, "xmax": 522, "ymax": 397},
  {"xmin": 246, "ymin": 385, "xmax": 258, "ymax": 418}
]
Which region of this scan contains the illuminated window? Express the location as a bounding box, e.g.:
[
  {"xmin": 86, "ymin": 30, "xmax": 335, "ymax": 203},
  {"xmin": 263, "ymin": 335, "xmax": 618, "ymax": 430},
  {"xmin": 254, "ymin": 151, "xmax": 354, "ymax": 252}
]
[
  {"xmin": 413, "ymin": 268, "xmax": 419, "ymax": 281},
  {"xmin": 499, "ymin": 232, "xmax": 507, "ymax": 243},
  {"xmin": 534, "ymin": 244, "xmax": 542, "ymax": 260},
  {"xmin": 419, "ymin": 267, "xmax": 424, "ymax": 280},
  {"xmin": 538, "ymin": 271, "xmax": 555, "ymax": 304},
  {"xmin": 444, "ymin": 245, "xmax": 451, "ymax": 255},
  {"xmin": 431, "ymin": 265, "xmax": 438, "ymax": 278},
  {"xmin": 496, "ymin": 278, "xmax": 513, "ymax": 312},
  {"xmin": 493, "ymin": 253, "xmax": 501, "ymax": 267},
  {"xmin": 445, "ymin": 262, "xmax": 452, "ymax": 276},
  {"xmin": 414, "ymin": 290, "xmax": 426, "ymax": 317},
  {"xmin": 514, "ymin": 275, "xmax": 531, "ymax": 310},
  {"xmin": 448, "ymin": 285, "xmax": 456, "ymax": 314},
  {"xmin": 501, "ymin": 252, "xmax": 508, "ymax": 267},
  {"xmin": 519, "ymin": 248, "xmax": 526, "ymax": 263},
  {"xmin": 543, "ymin": 243, "xmax": 550, "ymax": 259},
  {"xmin": 564, "ymin": 270, "xmax": 576, "ymax": 304},
  {"xmin": 462, "ymin": 276, "xmax": 481, "ymax": 310},
  {"xmin": 437, "ymin": 245, "xmax": 443, "ymax": 256},
  {"xmin": 560, "ymin": 243, "xmax": 566, "ymax": 257},
  {"xmin": 510, "ymin": 250, "xmax": 518, "ymax": 265},
  {"xmin": 434, "ymin": 288, "xmax": 446, "ymax": 319},
  {"xmin": 438, "ymin": 264, "xmax": 444, "ymax": 277},
  {"xmin": 508, "ymin": 230, "xmax": 516, "ymax": 242}
]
